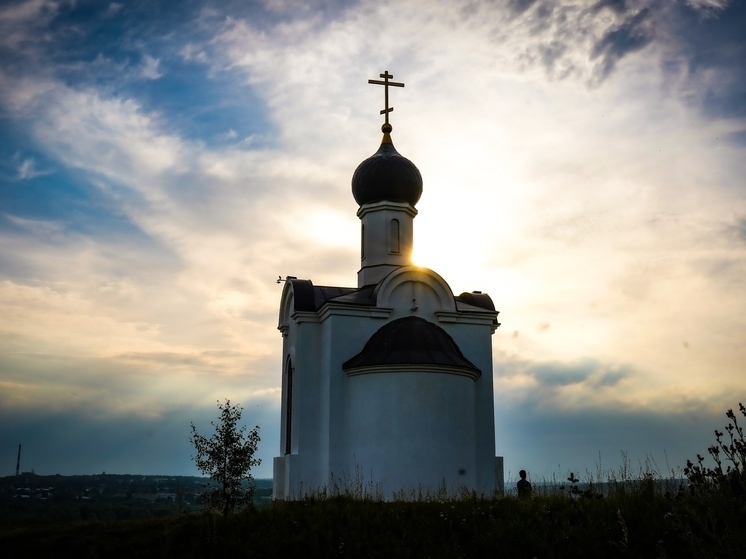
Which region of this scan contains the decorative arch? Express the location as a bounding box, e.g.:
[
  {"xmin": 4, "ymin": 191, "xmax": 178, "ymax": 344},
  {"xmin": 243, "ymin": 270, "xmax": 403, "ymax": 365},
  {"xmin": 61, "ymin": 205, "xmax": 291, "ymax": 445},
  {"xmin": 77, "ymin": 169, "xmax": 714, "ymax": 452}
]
[
  {"xmin": 278, "ymin": 283, "xmax": 295, "ymax": 332},
  {"xmin": 374, "ymin": 266, "xmax": 457, "ymax": 312},
  {"xmin": 278, "ymin": 279, "xmax": 316, "ymax": 331}
]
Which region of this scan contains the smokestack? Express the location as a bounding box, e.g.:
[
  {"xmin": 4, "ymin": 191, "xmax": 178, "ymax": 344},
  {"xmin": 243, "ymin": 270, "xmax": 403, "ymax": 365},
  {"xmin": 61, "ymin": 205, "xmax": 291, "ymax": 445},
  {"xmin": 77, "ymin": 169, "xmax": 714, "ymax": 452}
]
[{"xmin": 16, "ymin": 444, "xmax": 21, "ymax": 477}]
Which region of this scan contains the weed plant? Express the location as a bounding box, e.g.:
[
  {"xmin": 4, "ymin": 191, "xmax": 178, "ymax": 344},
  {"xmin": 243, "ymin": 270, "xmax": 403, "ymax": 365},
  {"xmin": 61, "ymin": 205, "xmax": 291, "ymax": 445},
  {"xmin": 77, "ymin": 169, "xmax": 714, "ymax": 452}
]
[{"xmin": 672, "ymin": 403, "xmax": 746, "ymax": 559}]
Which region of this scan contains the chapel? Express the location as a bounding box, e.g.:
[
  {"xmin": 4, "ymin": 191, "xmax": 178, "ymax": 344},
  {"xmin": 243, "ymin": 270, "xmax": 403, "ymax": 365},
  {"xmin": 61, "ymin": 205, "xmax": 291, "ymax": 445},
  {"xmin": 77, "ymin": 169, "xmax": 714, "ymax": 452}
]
[{"xmin": 273, "ymin": 72, "xmax": 503, "ymax": 499}]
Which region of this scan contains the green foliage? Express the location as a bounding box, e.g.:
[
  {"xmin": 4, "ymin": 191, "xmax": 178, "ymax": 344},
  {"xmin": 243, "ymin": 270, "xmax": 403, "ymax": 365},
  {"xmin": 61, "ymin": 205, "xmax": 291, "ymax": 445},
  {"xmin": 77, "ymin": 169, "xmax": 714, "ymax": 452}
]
[{"xmin": 190, "ymin": 399, "xmax": 261, "ymax": 518}]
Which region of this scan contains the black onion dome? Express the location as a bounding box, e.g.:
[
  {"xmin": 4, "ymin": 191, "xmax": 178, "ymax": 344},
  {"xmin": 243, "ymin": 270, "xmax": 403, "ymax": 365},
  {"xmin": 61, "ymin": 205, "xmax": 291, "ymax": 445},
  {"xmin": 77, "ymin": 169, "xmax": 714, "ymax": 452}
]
[
  {"xmin": 351, "ymin": 134, "xmax": 423, "ymax": 206},
  {"xmin": 342, "ymin": 316, "xmax": 479, "ymax": 374}
]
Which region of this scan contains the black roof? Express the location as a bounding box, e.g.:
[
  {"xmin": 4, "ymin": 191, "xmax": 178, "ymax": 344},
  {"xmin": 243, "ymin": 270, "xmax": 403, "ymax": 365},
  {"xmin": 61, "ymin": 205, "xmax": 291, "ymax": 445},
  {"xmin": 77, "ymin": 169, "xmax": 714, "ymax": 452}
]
[
  {"xmin": 342, "ymin": 316, "xmax": 479, "ymax": 374},
  {"xmin": 289, "ymin": 280, "xmax": 375, "ymax": 311},
  {"xmin": 455, "ymin": 291, "xmax": 496, "ymax": 311},
  {"xmin": 288, "ymin": 281, "xmax": 498, "ymax": 324},
  {"xmin": 351, "ymin": 137, "xmax": 423, "ymax": 207}
]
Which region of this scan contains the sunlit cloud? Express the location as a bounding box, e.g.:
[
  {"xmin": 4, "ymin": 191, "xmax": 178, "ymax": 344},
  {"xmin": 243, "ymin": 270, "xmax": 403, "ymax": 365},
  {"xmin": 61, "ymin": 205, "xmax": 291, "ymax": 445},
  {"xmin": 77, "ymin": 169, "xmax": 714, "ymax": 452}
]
[
  {"xmin": 0, "ymin": 0, "xmax": 744, "ymax": 477},
  {"xmin": 685, "ymin": 0, "xmax": 731, "ymax": 17}
]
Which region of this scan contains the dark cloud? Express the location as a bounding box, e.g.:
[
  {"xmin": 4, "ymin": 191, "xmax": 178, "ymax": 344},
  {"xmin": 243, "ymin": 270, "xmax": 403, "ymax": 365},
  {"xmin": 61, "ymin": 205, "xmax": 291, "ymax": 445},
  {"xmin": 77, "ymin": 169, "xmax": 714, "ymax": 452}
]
[
  {"xmin": 726, "ymin": 129, "xmax": 746, "ymax": 146},
  {"xmin": 534, "ymin": 359, "xmax": 630, "ymax": 388},
  {"xmin": 495, "ymin": 388, "xmax": 734, "ymax": 481},
  {"xmin": 591, "ymin": 0, "xmax": 628, "ymax": 15},
  {"xmin": 534, "ymin": 1, "xmax": 555, "ymax": 21},
  {"xmin": 513, "ymin": 0, "xmax": 737, "ymax": 95},
  {"xmin": 498, "ymin": 356, "xmax": 632, "ymax": 390},
  {"xmin": 537, "ymin": 41, "xmax": 568, "ymax": 77},
  {"xmin": 661, "ymin": 1, "xmax": 746, "ymax": 123},
  {"xmin": 114, "ymin": 351, "xmax": 249, "ymax": 367},
  {"xmin": 510, "ymin": 1, "xmax": 657, "ymax": 83},
  {"xmin": 508, "ymin": 0, "xmax": 539, "ymax": 16},
  {"xmin": 493, "ymin": 354, "xmax": 740, "ymax": 480},
  {"xmin": 0, "ymin": 400, "xmax": 279, "ymax": 477},
  {"xmin": 591, "ymin": 8, "xmax": 655, "ymax": 80}
]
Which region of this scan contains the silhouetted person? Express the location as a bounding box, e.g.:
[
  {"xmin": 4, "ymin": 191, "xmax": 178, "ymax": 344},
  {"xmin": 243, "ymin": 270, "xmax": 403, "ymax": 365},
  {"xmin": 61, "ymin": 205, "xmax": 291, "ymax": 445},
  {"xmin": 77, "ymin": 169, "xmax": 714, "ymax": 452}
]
[{"xmin": 517, "ymin": 469, "xmax": 532, "ymax": 498}]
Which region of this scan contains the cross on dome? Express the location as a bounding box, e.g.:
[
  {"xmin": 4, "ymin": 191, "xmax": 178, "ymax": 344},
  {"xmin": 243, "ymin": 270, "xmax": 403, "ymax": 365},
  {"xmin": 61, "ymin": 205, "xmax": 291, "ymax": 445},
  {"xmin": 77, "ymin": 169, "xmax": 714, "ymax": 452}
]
[{"xmin": 368, "ymin": 71, "xmax": 404, "ymax": 132}]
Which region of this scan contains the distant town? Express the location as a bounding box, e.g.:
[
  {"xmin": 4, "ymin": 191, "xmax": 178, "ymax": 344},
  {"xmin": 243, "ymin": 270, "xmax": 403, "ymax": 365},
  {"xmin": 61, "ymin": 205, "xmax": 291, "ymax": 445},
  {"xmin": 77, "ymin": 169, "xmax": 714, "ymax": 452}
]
[{"xmin": 1, "ymin": 472, "xmax": 273, "ymax": 522}]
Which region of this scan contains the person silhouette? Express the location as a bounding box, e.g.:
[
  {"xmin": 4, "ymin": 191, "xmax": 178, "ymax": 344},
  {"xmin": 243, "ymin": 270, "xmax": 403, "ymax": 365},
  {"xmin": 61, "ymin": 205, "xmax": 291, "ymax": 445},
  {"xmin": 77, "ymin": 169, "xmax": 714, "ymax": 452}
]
[{"xmin": 517, "ymin": 469, "xmax": 532, "ymax": 498}]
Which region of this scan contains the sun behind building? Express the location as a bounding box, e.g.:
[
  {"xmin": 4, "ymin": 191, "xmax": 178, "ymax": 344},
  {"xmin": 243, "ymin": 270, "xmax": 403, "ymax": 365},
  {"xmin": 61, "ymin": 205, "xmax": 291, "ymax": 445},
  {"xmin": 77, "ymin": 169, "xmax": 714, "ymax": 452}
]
[{"xmin": 273, "ymin": 72, "xmax": 503, "ymax": 499}]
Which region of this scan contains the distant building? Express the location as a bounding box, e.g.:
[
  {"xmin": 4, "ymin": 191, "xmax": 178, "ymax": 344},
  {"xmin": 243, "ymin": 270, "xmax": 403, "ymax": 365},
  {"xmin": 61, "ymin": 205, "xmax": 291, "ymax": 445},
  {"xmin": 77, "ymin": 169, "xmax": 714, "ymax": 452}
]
[
  {"xmin": 273, "ymin": 73, "xmax": 503, "ymax": 499},
  {"xmin": 132, "ymin": 492, "xmax": 176, "ymax": 501}
]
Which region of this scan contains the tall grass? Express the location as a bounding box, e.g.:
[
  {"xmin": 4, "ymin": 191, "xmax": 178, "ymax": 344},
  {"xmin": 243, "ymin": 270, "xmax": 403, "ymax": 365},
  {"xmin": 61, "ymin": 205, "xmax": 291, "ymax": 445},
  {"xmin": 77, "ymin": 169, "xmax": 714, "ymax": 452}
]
[
  {"xmin": 2, "ymin": 469, "xmax": 740, "ymax": 558},
  {"xmin": 2, "ymin": 407, "xmax": 744, "ymax": 558}
]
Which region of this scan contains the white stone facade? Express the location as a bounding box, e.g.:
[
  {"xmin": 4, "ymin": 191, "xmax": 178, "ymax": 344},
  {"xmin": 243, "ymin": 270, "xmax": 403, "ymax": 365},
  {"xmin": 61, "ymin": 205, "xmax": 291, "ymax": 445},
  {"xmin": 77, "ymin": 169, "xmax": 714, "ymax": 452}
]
[{"xmin": 273, "ymin": 133, "xmax": 502, "ymax": 499}]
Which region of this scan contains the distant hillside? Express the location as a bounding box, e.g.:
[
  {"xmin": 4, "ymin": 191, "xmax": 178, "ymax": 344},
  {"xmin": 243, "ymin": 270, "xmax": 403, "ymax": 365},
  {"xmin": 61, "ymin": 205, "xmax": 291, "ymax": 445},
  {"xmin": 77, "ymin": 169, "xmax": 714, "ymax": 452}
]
[{"xmin": 0, "ymin": 474, "xmax": 272, "ymax": 524}]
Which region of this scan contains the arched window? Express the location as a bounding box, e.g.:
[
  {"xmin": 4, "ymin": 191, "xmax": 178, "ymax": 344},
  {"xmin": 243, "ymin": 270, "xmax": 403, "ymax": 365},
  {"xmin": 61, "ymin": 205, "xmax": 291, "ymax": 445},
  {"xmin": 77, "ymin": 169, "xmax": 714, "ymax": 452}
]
[
  {"xmin": 390, "ymin": 219, "xmax": 400, "ymax": 253},
  {"xmin": 285, "ymin": 357, "xmax": 293, "ymax": 455}
]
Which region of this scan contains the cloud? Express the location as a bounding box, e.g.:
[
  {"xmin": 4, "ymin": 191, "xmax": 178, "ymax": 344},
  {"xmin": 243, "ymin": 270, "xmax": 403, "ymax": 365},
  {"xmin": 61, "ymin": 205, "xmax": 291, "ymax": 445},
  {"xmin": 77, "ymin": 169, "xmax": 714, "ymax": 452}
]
[
  {"xmin": 507, "ymin": 0, "xmax": 539, "ymax": 16},
  {"xmin": 495, "ymin": 391, "xmax": 730, "ymax": 480},
  {"xmin": 139, "ymin": 54, "xmax": 163, "ymax": 80},
  {"xmin": 14, "ymin": 155, "xmax": 53, "ymax": 179},
  {"xmin": 730, "ymin": 217, "xmax": 746, "ymax": 243},
  {"xmin": 590, "ymin": 8, "xmax": 655, "ymax": 80},
  {"xmin": 104, "ymin": 2, "xmax": 123, "ymax": 18},
  {"xmin": 0, "ymin": 0, "xmax": 62, "ymax": 50},
  {"xmin": 685, "ymin": 0, "xmax": 730, "ymax": 17},
  {"xmin": 0, "ymin": 0, "xmax": 744, "ymax": 480},
  {"xmin": 492, "ymin": 354, "xmax": 738, "ymax": 480},
  {"xmin": 592, "ymin": 0, "xmax": 628, "ymax": 15},
  {"xmin": 0, "ymin": 56, "xmax": 355, "ymax": 438},
  {"xmin": 0, "ymin": 399, "xmax": 279, "ymax": 477},
  {"xmin": 190, "ymin": 0, "xmax": 746, "ymax": 393},
  {"xmin": 215, "ymin": 128, "xmax": 238, "ymax": 141},
  {"xmin": 496, "ymin": 356, "xmax": 632, "ymax": 398}
]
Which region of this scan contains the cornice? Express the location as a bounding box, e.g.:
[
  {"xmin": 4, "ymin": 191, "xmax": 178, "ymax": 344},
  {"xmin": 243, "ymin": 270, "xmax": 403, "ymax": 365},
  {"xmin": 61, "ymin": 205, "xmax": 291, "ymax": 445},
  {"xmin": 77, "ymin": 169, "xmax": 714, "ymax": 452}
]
[
  {"xmin": 435, "ymin": 310, "xmax": 499, "ymax": 330},
  {"xmin": 318, "ymin": 303, "xmax": 392, "ymax": 322},
  {"xmin": 345, "ymin": 363, "xmax": 481, "ymax": 381}
]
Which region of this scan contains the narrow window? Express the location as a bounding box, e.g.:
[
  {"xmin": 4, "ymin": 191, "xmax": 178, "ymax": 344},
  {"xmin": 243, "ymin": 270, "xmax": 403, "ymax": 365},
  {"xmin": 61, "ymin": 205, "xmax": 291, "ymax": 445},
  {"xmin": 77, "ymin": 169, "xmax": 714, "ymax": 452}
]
[
  {"xmin": 285, "ymin": 357, "xmax": 293, "ymax": 455},
  {"xmin": 361, "ymin": 223, "xmax": 365, "ymax": 259},
  {"xmin": 390, "ymin": 219, "xmax": 400, "ymax": 253}
]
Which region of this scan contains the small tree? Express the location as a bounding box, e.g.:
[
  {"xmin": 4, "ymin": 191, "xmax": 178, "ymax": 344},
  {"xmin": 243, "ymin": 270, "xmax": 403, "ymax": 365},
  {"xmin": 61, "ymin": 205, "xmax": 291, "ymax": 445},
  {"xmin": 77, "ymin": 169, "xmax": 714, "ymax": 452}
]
[{"xmin": 190, "ymin": 399, "xmax": 261, "ymax": 517}]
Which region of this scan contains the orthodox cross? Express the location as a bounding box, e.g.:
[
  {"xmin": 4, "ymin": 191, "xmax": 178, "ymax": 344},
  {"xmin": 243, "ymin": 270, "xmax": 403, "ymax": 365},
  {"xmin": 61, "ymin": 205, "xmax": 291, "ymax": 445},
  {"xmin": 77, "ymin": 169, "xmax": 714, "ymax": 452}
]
[{"xmin": 368, "ymin": 71, "xmax": 404, "ymax": 130}]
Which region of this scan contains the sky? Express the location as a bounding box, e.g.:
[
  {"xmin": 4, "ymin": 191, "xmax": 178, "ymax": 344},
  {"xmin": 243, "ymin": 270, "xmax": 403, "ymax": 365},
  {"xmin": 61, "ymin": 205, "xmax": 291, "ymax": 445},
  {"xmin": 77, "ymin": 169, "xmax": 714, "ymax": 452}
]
[{"xmin": 0, "ymin": 0, "xmax": 745, "ymax": 484}]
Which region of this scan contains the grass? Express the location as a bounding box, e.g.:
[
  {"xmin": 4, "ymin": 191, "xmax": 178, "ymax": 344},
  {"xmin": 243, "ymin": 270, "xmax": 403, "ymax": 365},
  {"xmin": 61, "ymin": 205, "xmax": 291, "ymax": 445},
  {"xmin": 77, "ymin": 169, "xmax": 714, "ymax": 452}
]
[
  {"xmin": 4, "ymin": 406, "xmax": 744, "ymax": 558},
  {"xmin": 2, "ymin": 472, "xmax": 743, "ymax": 559}
]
